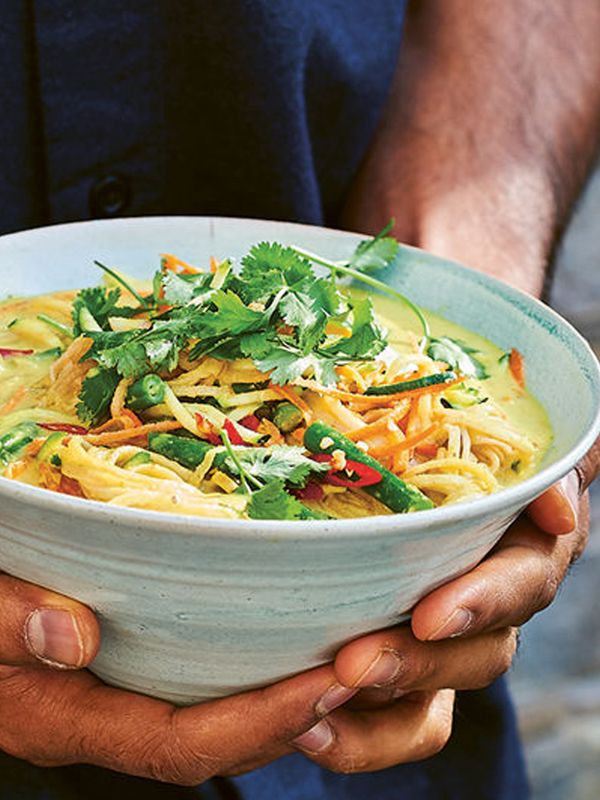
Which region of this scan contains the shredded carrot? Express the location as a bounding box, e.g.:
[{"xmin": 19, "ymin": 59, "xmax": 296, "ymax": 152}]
[
  {"xmin": 121, "ymin": 408, "xmax": 143, "ymax": 427},
  {"xmin": 110, "ymin": 377, "xmax": 133, "ymax": 419},
  {"xmin": 161, "ymin": 253, "xmax": 200, "ymax": 274},
  {"xmin": 270, "ymin": 384, "xmax": 313, "ymax": 423},
  {"xmin": 346, "ymin": 405, "xmax": 410, "ymax": 441},
  {"xmin": 38, "ymin": 462, "xmax": 62, "ymax": 491},
  {"xmin": 209, "ymin": 256, "xmax": 219, "ymax": 274},
  {"xmin": 395, "ymin": 424, "xmax": 439, "ymax": 454},
  {"xmin": 85, "ymin": 419, "xmax": 180, "ymax": 446},
  {"xmin": 415, "ymin": 442, "xmax": 439, "ymax": 459},
  {"xmin": 509, "ymin": 348, "xmax": 526, "ymax": 389},
  {"xmin": 0, "ymin": 386, "xmax": 27, "ymax": 416},
  {"xmin": 24, "ymin": 439, "xmax": 46, "ymax": 457}
]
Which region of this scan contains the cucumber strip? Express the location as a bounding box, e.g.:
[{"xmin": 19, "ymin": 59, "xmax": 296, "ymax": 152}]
[
  {"xmin": 364, "ymin": 372, "xmax": 457, "ymax": 396},
  {"xmin": 303, "ymin": 422, "xmax": 433, "ymax": 513}
]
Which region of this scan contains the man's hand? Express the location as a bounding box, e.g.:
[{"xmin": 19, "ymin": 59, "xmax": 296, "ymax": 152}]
[
  {"xmin": 333, "ymin": 445, "xmax": 597, "ymax": 702},
  {"xmin": 0, "ymin": 576, "xmax": 457, "ymax": 783}
]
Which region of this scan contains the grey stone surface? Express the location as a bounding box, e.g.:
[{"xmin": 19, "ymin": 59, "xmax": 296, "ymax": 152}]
[{"xmin": 509, "ymin": 164, "xmax": 600, "ymax": 800}]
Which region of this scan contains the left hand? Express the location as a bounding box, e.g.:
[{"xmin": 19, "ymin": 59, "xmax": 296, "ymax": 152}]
[{"xmin": 332, "ymin": 438, "xmax": 598, "ymax": 706}]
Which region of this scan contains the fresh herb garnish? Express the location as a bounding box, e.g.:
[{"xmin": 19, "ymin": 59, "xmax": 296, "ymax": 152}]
[
  {"xmin": 223, "ymin": 445, "xmax": 329, "ymax": 487},
  {"xmin": 247, "ymin": 479, "xmax": 313, "ymax": 520},
  {"xmin": 427, "ymin": 337, "xmax": 489, "ymax": 379},
  {"xmin": 77, "ymin": 366, "xmax": 120, "ymax": 424},
  {"xmin": 72, "ymin": 286, "xmax": 123, "ymax": 335}
]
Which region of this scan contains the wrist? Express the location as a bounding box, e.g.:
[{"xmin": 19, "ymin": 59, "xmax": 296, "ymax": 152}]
[{"xmin": 342, "ymin": 165, "xmax": 554, "ymax": 299}]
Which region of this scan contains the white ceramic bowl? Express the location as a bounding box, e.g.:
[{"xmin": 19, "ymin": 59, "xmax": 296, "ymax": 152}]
[{"xmin": 0, "ymin": 217, "xmax": 598, "ymax": 704}]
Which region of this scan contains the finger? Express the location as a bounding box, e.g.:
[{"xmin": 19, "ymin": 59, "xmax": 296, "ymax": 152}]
[
  {"xmin": 0, "ymin": 662, "xmax": 356, "ymax": 785},
  {"xmin": 333, "ymin": 625, "xmax": 517, "ymax": 694},
  {"xmin": 410, "ymin": 499, "xmax": 589, "ymax": 642},
  {"xmin": 293, "ymin": 690, "xmax": 455, "ymax": 772},
  {"xmin": 527, "ymin": 471, "xmax": 579, "ymax": 534},
  {"xmin": 528, "ymin": 434, "xmax": 599, "ymax": 535},
  {"xmin": 0, "ymin": 574, "xmax": 100, "ymax": 668}
]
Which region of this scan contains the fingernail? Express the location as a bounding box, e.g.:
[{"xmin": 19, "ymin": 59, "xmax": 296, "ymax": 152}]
[
  {"xmin": 427, "ymin": 607, "xmax": 474, "ymax": 641},
  {"xmin": 558, "ymin": 472, "xmax": 579, "ymax": 529},
  {"xmin": 25, "ymin": 608, "xmax": 84, "ymax": 668},
  {"xmin": 293, "ymin": 719, "xmax": 334, "ymax": 753},
  {"xmin": 354, "ymin": 648, "xmax": 402, "ymax": 687},
  {"xmin": 316, "ymin": 683, "xmax": 359, "ymax": 716}
]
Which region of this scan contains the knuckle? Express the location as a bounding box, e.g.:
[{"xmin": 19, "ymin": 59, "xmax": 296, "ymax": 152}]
[
  {"xmin": 135, "ymin": 715, "xmax": 219, "ymax": 786},
  {"xmin": 400, "ymin": 651, "xmax": 436, "ymax": 689},
  {"xmin": 535, "ymin": 560, "xmax": 561, "ymax": 611}
]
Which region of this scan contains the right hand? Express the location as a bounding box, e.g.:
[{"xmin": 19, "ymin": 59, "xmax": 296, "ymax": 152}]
[{"xmin": 0, "ymin": 574, "xmax": 455, "ymax": 784}]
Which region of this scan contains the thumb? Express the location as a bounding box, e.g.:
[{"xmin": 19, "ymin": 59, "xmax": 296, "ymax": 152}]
[
  {"xmin": 0, "ymin": 574, "xmax": 100, "ymax": 668},
  {"xmin": 528, "ymin": 435, "xmax": 599, "ymax": 535}
]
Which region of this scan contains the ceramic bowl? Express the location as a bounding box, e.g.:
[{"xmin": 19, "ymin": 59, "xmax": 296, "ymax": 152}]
[{"xmin": 0, "ymin": 217, "xmax": 598, "ymax": 704}]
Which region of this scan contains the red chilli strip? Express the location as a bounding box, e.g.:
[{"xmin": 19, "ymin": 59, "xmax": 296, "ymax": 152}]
[
  {"xmin": 223, "ymin": 418, "xmax": 245, "ymax": 445},
  {"xmin": 326, "ymin": 459, "xmax": 382, "ymax": 488},
  {"xmin": 0, "ymin": 348, "xmax": 34, "ymax": 358},
  {"xmin": 292, "ymin": 481, "xmax": 325, "ymax": 502},
  {"xmin": 309, "ymin": 454, "xmax": 382, "ymax": 488},
  {"xmin": 239, "ymin": 414, "xmax": 261, "ymax": 432},
  {"xmin": 39, "ymin": 423, "xmax": 89, "ymax": 434}
]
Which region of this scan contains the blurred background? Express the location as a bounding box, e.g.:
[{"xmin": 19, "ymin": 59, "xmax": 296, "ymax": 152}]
[{"xmin": 509, "ymin": 163, "xmax": 600, "ymax": 800}]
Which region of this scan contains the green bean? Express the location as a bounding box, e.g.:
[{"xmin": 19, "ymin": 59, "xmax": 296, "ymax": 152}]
[
  {"xmin": 148, "ymin": 432, "xmax": 225, "ymax": 471},
  {"xmin": 364, "ymin": 372, "xmax": 457, "ymax": 396},
  {"xmin": 127, "ymin": 374, "xmax": 167, "ymax": 412},
  {"xmin": 273, "ymin": 401, "xmax": 303, "ymax": 433},
  {"xmin": 303, "ymin": 422, "xmax": 433, "ymax": 513}
]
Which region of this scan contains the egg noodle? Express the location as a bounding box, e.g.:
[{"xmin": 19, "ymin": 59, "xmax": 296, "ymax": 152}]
[{"xmin": 0, "ymin": 239, "xmax": 543, "ymax": 520}]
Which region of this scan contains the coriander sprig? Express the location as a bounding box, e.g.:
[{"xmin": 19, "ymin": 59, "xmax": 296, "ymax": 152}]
[{"xmin": 289, "ymin": 245, "xmax": 431, "ymax": 341}]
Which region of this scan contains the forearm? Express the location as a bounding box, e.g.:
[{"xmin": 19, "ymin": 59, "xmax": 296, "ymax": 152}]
[{"xmin": 342, "ymin": 0, "xmax": 600, "ymax": 297}]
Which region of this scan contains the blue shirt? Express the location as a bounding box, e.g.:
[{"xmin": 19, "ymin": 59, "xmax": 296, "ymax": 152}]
[{"xmin": 0, "ymin": 3, "xmax": 529, "ymax": 798}]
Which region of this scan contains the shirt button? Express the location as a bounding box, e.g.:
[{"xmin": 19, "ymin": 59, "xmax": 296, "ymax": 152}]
[{"xmin": 89, "ymin": 174, "xmax": 131, "ymax": 218}]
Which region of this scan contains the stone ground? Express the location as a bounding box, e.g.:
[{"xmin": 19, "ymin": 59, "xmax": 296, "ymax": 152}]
[{"xmin": 509, "ymin": 163, "xmax": 600, "ymax": 800}]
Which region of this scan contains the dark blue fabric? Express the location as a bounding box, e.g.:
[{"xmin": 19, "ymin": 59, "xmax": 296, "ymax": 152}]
[
  {"xmin": 0, "ymin": 2, "xmax": 529, "ymax": 798},
  {"xmin": 1, "ymin": 0, "xmax": 407, "ymax": 233}
]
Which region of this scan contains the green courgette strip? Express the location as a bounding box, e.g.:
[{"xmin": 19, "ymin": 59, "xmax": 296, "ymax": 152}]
[
  {"xmin": 303, "ymin": 422, "xmax": 433, "ymax": 513},
  {"xmin": 365, "ymin": 371, "xmax": 457, "ymax": 396}
]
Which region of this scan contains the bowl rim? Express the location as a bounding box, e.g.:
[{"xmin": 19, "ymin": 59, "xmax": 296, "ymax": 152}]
[{"xmin": 0, "ymin": 215, "xmax": 599, "ymax": 541}]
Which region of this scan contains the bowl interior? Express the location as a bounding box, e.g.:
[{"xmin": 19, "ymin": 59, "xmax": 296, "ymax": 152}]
[{"xmin": 1, "ymin": 215, "xmax": 599, "ymax": 506}]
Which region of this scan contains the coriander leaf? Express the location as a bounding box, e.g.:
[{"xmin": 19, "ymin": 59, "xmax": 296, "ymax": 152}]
[
  {"xmin": 77, "ymin": 367, "xmax": 120, "ymax": 424},
  {"xmin": 95, "ymin": 340, "xmax": 148, "ymax": 379},
  {"xmin": 247, "ymin": 479, "xmax": 308, "ymax": 520},
  {"xmin": 200, "ymin": 291, "xmax": 266, "ymax": 337},
  {"xmin": 427, "ymin": 337, "xmax": 489, "ymax": 379},
  {"xmin": 239, "ymin": 331, "xmax": 274, "ymax": 359},
  {"xmin": 161, "ymin": 271, "xmax": 212, "ymax": 306},
  {"xmin": 239, "ymin": 242, "xmax": 314, "ymax": 302},
  {"xmin": 224, "ymin": 445, "xmax": 329, "ymax": 487},
  {"xmin": 307, "ymin": 277, "xmax": 348, "ymax": 317},
  {"xmin": 255, "ymin": 345, "xmax": 338, "ymax": 386},
  {"xmin": 348, "ymin": 226, "xmax": 400, "ymax": 274},
  {"xmin": 72, "ymin": 286, "xmax": 122, "ymax": 334},
  {"xmin": 279, "ymin": 291, "xmax": 319, "ymax": 330},
  {"xmin": 325, "ymin": 297, "xmax": 386, "ymax": 360}
]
